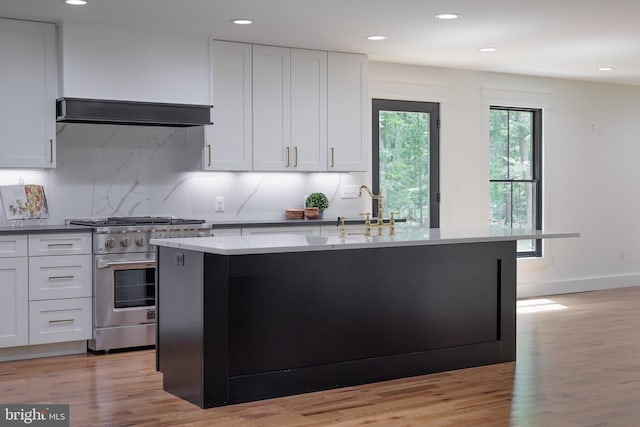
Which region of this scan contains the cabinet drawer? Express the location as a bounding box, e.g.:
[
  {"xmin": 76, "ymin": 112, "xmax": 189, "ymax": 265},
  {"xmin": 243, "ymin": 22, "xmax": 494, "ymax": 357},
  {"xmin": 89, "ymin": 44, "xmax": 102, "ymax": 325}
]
[
  {"xmin": 29, "ymin": 298, "xmax": 92, "ymax": 345},
  {"xmin": 28, "ymin": 233, "xmax": 92, "ymax": 256},
  {"xmin": 0, "ymin": 235, "xmax": 28, "ymax": 258},
  {"xmin": 29, "ymin": 254, "xmax": 92, "ymax": 300}
]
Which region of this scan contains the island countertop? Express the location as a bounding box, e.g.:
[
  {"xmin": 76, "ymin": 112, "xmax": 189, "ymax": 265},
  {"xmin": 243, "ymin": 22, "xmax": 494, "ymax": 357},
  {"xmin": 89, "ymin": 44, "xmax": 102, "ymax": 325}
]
[{"xmin": 151, "ymin": 226, "xmax": 579, "ymax": 255}]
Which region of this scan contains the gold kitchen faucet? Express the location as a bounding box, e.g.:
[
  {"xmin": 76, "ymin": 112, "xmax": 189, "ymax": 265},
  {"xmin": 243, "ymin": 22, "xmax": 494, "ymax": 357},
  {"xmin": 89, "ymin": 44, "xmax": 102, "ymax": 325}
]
[{"xmin": 358, "ymin": 185, "xmax": 398, "ymax": 237}]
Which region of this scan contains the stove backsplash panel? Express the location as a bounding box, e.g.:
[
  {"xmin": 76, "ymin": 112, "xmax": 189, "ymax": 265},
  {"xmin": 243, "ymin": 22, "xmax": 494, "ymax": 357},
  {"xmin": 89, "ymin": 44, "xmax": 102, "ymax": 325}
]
[{"xmin": 0, "ymin": 124, "xmax": 366, "ymax": 225}]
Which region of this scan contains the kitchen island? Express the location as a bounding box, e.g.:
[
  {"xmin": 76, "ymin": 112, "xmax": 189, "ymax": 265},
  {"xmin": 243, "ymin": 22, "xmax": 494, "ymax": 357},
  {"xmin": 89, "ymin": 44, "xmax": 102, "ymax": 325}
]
[{"xmin": 152, "ymin": 227, "xmax": 578, "ymax": 408}]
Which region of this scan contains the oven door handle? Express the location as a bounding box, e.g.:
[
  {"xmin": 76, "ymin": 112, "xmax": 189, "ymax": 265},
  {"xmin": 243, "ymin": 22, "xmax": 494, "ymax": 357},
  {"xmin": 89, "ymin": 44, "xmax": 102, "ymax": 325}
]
[{"xmin": 97, "ymin": 260, "xmax": 156, "ymax": 269}]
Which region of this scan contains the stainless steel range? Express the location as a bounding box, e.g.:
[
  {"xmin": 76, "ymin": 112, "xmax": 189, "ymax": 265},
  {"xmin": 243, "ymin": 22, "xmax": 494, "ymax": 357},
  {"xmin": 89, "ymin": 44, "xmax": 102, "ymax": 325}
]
[{"xmin": 67, "ymin": 217, "xmax": 212, "ymax": 351}]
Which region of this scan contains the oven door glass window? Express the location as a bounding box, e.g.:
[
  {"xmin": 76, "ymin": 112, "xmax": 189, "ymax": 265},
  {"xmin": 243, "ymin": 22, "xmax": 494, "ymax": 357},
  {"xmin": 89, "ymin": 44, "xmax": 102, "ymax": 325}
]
[{"xmin": 114, "ymin": 268, "xmax": 155, "ymax": 309}]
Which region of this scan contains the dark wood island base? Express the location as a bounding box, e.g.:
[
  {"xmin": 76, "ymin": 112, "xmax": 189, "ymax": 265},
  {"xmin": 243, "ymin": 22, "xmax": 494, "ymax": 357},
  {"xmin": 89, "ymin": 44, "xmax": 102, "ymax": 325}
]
[{"xmin": 155, "ymin": 240, "xmax": 516, "ymax": 408}]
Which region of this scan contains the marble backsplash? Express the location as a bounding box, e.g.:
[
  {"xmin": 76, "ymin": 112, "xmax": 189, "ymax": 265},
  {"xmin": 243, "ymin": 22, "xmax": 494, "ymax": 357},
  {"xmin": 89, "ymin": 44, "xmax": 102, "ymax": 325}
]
[{"xmin": 0, "ymin": 124, "xmax": 367, "ymax": 226}]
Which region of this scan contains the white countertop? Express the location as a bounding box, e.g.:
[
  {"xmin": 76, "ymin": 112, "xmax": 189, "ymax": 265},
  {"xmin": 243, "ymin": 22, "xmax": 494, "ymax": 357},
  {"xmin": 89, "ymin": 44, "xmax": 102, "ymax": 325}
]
[{"xmin": 151, "ymin": 226, "xmax": 579, "ymax": 255}]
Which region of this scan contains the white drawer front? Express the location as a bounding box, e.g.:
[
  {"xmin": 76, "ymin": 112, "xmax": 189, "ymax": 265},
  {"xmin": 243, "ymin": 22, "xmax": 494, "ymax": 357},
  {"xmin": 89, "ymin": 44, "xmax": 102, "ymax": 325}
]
[
  {"xmin": 29, "ymin": 298, "xmax": 92, "ymax": 345},
  {"xmin": 0, "ymin": 235, "xmax": 28, "ymax": 258},
  {"xmin": 28, "ymin": 233, "xmax": 92, "ymax": 256},
  {"xmin": 29, "ymin": 254, "xmax": 92, "ymax": 300}
]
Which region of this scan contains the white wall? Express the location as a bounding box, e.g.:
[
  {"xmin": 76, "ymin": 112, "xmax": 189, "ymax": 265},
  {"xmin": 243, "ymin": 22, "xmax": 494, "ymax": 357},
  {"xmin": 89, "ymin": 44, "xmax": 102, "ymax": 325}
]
[{"xmin": 369, "ymin": 61, "xmax": 640, "ymax": 296}]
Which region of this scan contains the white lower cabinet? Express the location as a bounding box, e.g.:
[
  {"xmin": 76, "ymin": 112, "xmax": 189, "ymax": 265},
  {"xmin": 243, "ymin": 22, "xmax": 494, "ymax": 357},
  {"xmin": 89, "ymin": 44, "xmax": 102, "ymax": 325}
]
[
  {"xmin": 27, "ymin": 233, "xmax": 93, "ymax": 346},
  {"xmin": 0, "ymin": 257, "xmax": 29, "ymax": 348},
  {"xmin": 28, "ymin": 298, "xmax": 92, "ymax": 345}
]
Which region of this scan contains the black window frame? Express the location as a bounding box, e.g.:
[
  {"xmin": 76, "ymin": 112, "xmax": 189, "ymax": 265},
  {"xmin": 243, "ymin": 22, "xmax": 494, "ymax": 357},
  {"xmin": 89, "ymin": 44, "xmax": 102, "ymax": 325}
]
[
  {"xmin": 372, "ymin": 98, "xmax": 440, "ymax": 228},
  {"xmin": 489, "ymin": 105, "xmax": 543, "ymax": 257}
]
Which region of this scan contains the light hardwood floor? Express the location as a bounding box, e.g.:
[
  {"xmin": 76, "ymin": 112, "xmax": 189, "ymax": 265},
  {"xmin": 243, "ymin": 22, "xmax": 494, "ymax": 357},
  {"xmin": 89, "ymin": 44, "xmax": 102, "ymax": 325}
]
[{"xmin": 1, "ymin": 286, "xmax": 640, "ymax": 426}]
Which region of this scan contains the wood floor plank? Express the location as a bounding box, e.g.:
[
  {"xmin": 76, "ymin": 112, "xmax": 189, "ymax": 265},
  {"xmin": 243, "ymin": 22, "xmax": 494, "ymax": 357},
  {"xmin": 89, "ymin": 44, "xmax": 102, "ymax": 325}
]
[{"xmin": 1, "ymin": 286, "xmax": 640, "ymax": 426}]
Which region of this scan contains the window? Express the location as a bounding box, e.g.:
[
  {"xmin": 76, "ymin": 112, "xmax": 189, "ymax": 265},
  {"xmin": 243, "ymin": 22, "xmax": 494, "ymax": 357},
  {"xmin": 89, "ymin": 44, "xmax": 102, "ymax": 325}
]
[
  {"xmin": 489, "ymin": 106, "xmax": 542, "ymax": 256},
  {"xmin": 372, "ymin": 99, "xmax": 440, "ymax": 228}
]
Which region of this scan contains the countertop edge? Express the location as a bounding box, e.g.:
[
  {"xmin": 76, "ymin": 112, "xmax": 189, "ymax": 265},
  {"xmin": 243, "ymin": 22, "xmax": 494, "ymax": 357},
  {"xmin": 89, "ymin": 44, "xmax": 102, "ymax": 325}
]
[{"xmin": 151, "ymin": 230, "xmax": 580, "ymax": 256}]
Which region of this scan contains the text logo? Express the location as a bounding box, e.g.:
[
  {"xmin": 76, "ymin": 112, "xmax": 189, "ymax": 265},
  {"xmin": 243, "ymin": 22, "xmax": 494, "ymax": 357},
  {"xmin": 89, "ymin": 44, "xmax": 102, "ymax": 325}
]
[{"xmin": 0, "ymin": 405, "xmax": 69, "ymax": 427}]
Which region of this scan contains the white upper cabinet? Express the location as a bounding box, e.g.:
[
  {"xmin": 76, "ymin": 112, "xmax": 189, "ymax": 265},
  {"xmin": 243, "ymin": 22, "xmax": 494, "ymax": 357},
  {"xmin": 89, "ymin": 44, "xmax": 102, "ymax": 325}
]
[
  {"xmin": 0, "ymin": 18, "xmax": 57, "ymax": 168},
  {"xmin": 253, "ymin": 47, "xmax": 328, "ymax": 172},
  {"xmin": 207, "ymin": 41, "xmax": 367, "ymax": 173},
  {"xmin": 252, "ymin": 45, "xmax": 292, "ymax": 171},
  {"xmin": 328, "ymin": 52, "xmax": 368, "ymax": 171},
  {"xmin": 204, "ymin": 41, "xmax": 253, "ymax": 171},
  {"xmin": 291, "ymin": 49, "xmax": 327, "ymax": 171}
]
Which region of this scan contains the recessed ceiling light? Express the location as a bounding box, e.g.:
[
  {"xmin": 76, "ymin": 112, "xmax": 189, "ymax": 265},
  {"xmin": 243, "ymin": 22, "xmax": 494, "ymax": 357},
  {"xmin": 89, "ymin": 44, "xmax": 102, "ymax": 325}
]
[
  {"xmin": 65, "ymin": 0, "xmax": 87, "ymax": 5},
  {"xmin": 480, "ymin": 47, "xmax": 498, "ymax": 52},
  {"xmin": 435, "ymin": 13, "xmax": 460, "ymax": 20},
  {"xmin": 232, "ymin": 19, "xmax": 253, "ymax": 25},
  {"xmin": 367, "ymin": 35, "xmax": 388, "ymax": 41},
  {"xmin": 598, "ymin": 67, "xmax": 614, "ymax": 71}
]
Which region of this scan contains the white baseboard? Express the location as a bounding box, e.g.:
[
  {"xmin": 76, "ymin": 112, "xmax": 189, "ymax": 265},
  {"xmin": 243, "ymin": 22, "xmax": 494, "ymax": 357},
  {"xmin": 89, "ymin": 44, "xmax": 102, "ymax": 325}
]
[
  {"xmin": 517, "ymin": 273, "xmax": 640, "ymax": 298},
  {"xmin": 0, "ymin": 341, "xmax": 87, "ymax": 362}
]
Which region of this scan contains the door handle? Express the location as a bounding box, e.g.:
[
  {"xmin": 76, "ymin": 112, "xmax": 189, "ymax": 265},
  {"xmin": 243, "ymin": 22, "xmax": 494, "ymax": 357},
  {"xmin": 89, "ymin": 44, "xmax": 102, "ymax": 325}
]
[{"xmin": 97, "ymin": 260, "xmax": 156, "ymax": 269}]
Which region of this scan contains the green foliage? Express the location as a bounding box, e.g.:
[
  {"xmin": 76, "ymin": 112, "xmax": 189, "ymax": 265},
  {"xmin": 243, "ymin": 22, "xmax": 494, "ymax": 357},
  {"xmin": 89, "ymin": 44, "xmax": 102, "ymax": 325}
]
[
  {"xmin": 379, "ymin": 110, "xmax": 430, "ymax": 226},
  {"xmin": 489, "ymin": 109, "xmax": 534, "ymax": 230},
  {"xmin": 305, "ymin": 192, "xmax": 328, "ymax": 210}
]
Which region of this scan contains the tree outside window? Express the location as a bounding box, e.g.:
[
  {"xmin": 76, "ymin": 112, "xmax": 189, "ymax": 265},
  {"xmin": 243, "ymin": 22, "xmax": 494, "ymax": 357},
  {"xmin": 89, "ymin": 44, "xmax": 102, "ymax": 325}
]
[
  {"xmin": 373, "ymin": 99, "xmax": 440, "ymax": 228},
  {"xmin": 489, "ymin": 106, "xmax": 542, "ymax": 256}
]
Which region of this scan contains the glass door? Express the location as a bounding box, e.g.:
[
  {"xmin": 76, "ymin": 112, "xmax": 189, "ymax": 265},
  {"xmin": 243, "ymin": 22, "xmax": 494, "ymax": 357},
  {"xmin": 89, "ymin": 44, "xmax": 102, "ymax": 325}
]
[{"xmin": 372, "ymin": 99, "xmax": 440, "ymax": 228}]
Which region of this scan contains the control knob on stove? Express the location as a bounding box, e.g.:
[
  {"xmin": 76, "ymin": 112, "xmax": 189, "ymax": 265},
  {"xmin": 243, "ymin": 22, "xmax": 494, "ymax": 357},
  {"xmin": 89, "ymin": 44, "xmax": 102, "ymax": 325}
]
[
  {"xmin": 135, "ymin": 236, "xmax": 146, "ymax": 246},
  {"xmin": 104, "ymin": 237, "xmax": 116, "ymax": 249},
  {"xmin": 120, "ymin": 236, "xmax": 132, "ymax": 248}
]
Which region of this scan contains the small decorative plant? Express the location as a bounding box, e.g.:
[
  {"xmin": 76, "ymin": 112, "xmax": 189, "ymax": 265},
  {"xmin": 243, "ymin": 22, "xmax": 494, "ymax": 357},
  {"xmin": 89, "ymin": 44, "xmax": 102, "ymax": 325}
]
[{"xmin": 305, "ymin": 192, "xmax": 329, "ymax": 211}]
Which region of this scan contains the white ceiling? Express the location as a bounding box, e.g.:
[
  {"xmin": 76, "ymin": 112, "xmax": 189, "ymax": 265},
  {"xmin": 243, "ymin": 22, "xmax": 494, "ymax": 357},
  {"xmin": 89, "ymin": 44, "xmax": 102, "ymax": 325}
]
[{"xmin": 3, "ymin": 0, "xmax": 640, "ymax": 86}]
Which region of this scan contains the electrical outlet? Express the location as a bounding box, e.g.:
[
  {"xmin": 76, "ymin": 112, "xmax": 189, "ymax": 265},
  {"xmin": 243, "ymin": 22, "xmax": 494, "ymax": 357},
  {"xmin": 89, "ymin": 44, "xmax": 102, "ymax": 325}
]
[
  {"xmin": 341, "ymin": 185, "xmax": 360, "ymax": 199},
  {"xmin": 215, "ymin": 196, "xmax": 225, "ymax": 212}
]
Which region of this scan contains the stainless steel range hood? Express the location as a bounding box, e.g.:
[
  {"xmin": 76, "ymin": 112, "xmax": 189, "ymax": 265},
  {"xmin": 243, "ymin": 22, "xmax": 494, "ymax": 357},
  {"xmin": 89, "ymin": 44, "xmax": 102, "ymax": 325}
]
[{"xmin": 56, "ymin": 98, "xmax": 212, "ymax": 127}]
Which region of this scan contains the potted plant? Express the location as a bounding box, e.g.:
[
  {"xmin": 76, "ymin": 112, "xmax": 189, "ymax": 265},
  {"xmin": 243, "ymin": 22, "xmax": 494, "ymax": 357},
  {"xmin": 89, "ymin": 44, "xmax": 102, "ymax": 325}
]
[{"xmin": 305, "ymin": 192, "xmax": 328, "ymax": 219}]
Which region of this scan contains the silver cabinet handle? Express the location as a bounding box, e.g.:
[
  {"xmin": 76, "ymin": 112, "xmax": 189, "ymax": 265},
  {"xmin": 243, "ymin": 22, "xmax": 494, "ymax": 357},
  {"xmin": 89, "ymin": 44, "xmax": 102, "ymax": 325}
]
[
  {"xmin": 49, "ymin": 319, "xmax": 74, "ymax": 324},
  {"xmin": 330, "ymin": 147, "xmax": 335, "ymax": 168},
  {"xmin": 294, "ymin": 146, "xmax": 298, "ymax": 167},
  {"xmin": 48, "ymin": 275, "xmax": 74, "ymax": 281},
  {"xmin": 47, "ymin": 243, "xmax": 74, "ymax": 248},
  {"xmin": 207, "ymin": 144, "xmax": 212, "ymax": 166},
  {"xmin": 286, "ymin": 146, "xmax": 291, "ymax": 167},
  {"xmin": 49, "ymin": 139, "xmax": 54, "ymax": 164}
]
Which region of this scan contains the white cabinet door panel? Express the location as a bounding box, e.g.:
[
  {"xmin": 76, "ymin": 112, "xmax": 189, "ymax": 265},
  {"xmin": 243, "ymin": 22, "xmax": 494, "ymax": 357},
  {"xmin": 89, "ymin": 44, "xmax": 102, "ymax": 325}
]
[
  {"xmin": 29, "ymin": 298, "xmax": 93, "ymax": 345},
  {"xmin": 328, "ymin": 52, "xmax": 368, "ymax": 172},
  {"xmin": 0, "ymin": 18, "xmax": 56, "ymax": 168},
  {"xmin": 205, "ymin": 40, "xmax": 252, "ymax": 171},
  {"xmin": 0, "ymin": 257, "xmax": 28, "ymax": 348},
  {"xmin": 252, "ymin": 45, "xmax": 291, "ymax": 171},
  {"xmin": 291, "ymin": 49, "xmax": 327, "ymax": 171},
  {"xmin": 29, "ymin": 254, "xmax": 92, "ymax": 300},
  {"xmin": 28, "ymin": 233, "xmax": 92, "ymax": 256},
  {"xmin": 0, "ymin": 235, "xmax": 28, "ymax": 258}
]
